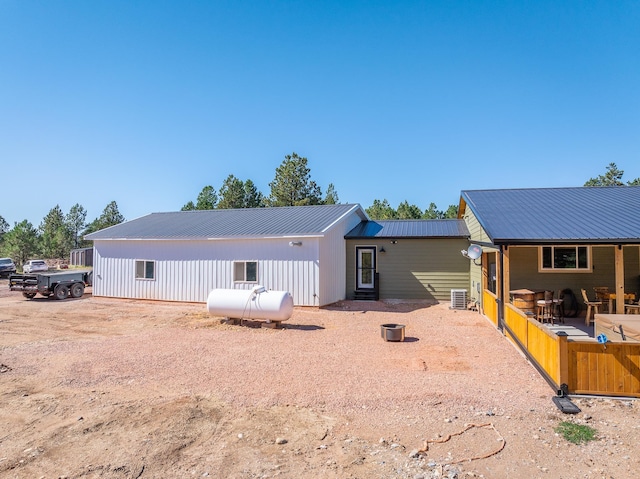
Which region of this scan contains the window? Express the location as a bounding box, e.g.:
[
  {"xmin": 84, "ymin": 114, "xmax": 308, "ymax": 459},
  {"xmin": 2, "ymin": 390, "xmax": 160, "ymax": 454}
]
[
  {"xmin": 539, "ymin": 246, "xmax": 591, "ymax": 272},
  {"xmin": 135, "ymin": 260, "xmax": 155, "ymax": 279},
  {"xmin": 234, "ymin": 261, "xmax": 257, "ymax": 282}
]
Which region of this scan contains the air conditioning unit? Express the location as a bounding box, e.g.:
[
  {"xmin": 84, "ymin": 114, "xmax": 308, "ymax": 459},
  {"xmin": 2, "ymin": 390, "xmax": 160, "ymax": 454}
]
[{"xmin": 450, "ymin": 289, "xmax": 467, "ymax": 310}]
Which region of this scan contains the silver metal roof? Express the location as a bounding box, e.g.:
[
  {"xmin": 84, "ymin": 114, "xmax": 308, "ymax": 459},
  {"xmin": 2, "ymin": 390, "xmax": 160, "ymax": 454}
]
[
  {"xmin": 345, "ymin": 219, "xmax": 470, "ymax": 239},
  {"xmin": 85, "ymin": 204, "xmax": 367, "ymax": 240},
  {"xmin": 461, "ymin": 186, "xmax": 640, "ymax": 244}
]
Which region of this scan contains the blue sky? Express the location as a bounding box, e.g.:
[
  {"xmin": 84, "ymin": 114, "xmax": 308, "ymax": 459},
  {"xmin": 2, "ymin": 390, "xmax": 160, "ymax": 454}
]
[{"xmin": 1, "ymin": 0, "xmax": 639, "ymax": 227}]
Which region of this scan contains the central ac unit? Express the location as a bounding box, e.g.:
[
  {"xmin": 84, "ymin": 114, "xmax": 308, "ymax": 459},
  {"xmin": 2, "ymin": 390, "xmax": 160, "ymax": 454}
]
[{"xmin": 450, "ymin": 289, "xmax": 467, "ymax": 310}]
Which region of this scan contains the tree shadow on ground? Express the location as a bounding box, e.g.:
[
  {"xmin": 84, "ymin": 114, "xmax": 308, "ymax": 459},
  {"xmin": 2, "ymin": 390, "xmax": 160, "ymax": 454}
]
[
  {"xmin": 282, "ymin": 323, "xmax": 325, "ymax": 331},
  {"xmin": 322, "ymin": 300, "xmax": 439, "ymax": 314}
]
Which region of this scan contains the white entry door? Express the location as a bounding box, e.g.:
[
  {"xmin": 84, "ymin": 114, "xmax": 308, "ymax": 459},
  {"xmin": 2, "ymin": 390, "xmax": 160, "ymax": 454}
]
[{"xmin": 356, "ymin": 247, "xmax": 376, "ymax": 289}]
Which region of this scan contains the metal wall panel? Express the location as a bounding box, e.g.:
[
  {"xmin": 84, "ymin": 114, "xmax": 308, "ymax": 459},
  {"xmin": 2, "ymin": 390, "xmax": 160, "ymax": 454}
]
[
  {"xmin": 70, "ymin": 247, "xmax": 93, "ymax": 266},
  {"xmin": 318, "ymin": 212, "xmax": 361, "ymax": 305},
  {"xmin": 92, "ymin": 237, "xmax": 323, "ymax": 305}
]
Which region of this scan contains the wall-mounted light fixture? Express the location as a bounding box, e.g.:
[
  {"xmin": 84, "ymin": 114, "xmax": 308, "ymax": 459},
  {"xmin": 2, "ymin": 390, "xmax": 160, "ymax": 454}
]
[
  {"xmin": 289, "ymin": 241, "xmax": 302, "ymax": 246},
  {"xmin": 379, "ymin": 246, "xmax": 386, "ymax": 253},
  {"xmin": 390, "ymin": 240, "xmax": 398, "ymax": 244}
]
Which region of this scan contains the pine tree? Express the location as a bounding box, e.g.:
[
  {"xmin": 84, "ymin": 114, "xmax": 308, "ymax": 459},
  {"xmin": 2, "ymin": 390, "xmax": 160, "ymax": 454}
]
[{"xmin": 268, "ymin": 153, "xmax": 322, "ymax": 206}]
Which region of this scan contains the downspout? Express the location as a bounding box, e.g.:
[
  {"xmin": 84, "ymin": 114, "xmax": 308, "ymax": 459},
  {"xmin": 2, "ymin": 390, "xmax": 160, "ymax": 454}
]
[{"xmin": 497, "ymin": 245, "xmax": 505, "ymax": 332}]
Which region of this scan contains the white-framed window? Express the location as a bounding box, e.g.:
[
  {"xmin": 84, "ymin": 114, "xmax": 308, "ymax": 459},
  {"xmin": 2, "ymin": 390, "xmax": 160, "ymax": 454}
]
[
  {"xmin": 539, "ymin": 246, "xmax": 591, "ymax": 272},
  {"xmin": 135, "ymin": 260, "xmax": 155, "ymax": 280},
  {"xmin": 234, "ymin": 261, "xmax": 258, "ymax": 282}
]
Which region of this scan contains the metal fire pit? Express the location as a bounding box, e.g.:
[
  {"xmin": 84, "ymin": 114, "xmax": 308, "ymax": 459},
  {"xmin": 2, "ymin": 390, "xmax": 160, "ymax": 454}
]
[{"xmin": 380, "ymin": 323, "xmax": 405, "ymax": 342}]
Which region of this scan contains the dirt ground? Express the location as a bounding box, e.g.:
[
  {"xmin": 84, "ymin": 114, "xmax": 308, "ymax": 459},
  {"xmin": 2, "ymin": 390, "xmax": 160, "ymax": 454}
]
[{"xmin": 0, "ymin": 279, "xmax": 638, "ymax": 479}]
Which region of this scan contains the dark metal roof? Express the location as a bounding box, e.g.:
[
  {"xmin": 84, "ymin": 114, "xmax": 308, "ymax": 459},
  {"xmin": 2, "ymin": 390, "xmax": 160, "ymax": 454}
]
[
  {"xmin": 85, "ymin": 204, "xmax": 366, "ymax": 240},
  {"xmin": 461, "ymin": 186, "xmax": 640, "ymax": 245},
  {"xmin": 345, "ymin": 219, "xmax": 470, "ymax": 239}
]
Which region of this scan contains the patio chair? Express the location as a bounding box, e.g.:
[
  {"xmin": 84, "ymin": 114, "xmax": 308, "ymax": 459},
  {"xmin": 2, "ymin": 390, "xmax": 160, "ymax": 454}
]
[
  {"xmin": 581, "ymin": 289, "xmax": 602, "ymax": 326},
  {"xmin": 554, "ymin": 290, "xmax": 565, "ymax": 323},
  {"xmin": 594, "ymin": 287, "xmax": 610, "ymax": 313},
  {"xmin": 536, "ymin": 290, "xmax": 555, "ymax": 324},
  {"xmin": 625, "ymin": 301, "xmax": 640, "ymax": 315}
]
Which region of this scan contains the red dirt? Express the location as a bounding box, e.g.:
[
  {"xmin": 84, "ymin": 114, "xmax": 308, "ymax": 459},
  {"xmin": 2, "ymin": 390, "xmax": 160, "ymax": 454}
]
[{"xmin": 0, "ymin": 280, "xmax": 638, "ymax": 478}]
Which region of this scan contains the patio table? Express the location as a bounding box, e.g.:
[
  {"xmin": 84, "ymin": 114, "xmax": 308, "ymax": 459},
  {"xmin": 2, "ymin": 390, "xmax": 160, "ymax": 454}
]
[
  {"xmin": 510, "ymin": 289, "xmax": 544, "ymax": 316},
  {"xmin": 608, "ymin": 293, "xmax": 636, "ymax": 314}
]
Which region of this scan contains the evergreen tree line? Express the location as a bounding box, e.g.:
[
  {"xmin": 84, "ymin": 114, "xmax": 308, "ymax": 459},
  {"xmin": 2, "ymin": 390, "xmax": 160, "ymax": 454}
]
[
  {"xmin": 1, "ymin": 159, "xmax": 635, "ymax": 266},
  {"xmin": 181, "ymin": 152, "xmax": 459, "ymax": 219},
  {"xmin": 0, "ymin": 201, "xmax": 124, "ymax": 267},
  {"xmin": 181, "ymin": 152, "xmax": 338, "ymax": 210}
]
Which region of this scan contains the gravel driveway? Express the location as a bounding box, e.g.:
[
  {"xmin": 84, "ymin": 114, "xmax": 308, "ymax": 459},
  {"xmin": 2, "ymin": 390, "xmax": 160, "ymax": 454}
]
[{"xmin": 0, "ymin": 284, "xmax": 638, "ymax": 478}]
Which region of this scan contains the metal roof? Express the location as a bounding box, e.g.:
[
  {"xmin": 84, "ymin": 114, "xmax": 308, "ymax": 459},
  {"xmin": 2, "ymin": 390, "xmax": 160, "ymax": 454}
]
[
  {"xmin": 345, "ymin": 219, "xmax": 470, "ymax": 239},
  {"xmin": 461, "ymin": 186, "xmax": 640, "ymax": 245},
  {"xmin": 85, "ymin": 204, "xmax": 367, "ymax": 240}
]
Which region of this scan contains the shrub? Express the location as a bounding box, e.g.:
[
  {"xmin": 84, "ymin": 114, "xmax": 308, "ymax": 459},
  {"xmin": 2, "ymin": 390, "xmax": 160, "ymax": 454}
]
[{"xmin": 555, "ymin": 421, "xmax": 597, "ymax": 444}]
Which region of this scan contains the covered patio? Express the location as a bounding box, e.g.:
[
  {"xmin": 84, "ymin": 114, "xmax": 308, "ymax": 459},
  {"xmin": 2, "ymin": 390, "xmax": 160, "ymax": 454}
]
[{"xmin": 459, "ymin": 186, "xmax": 640, "ymax": 397}]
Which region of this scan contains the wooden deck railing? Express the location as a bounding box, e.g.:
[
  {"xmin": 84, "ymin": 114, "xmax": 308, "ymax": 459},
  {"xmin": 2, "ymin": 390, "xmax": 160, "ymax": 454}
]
[
  {"xmin": 482, "ymin": 290, "xmax": 498, "ymax": 326},
  {"xmin": 496, "ymin": 302, "xmax": 640, "ymax": 398},
  {"xmin": 504, "ymin": 304, "xmax": 562, "ymax": 387},
  {"xmin": 566, "ymin": 341, "xmax": 640, "ymax": 397}
]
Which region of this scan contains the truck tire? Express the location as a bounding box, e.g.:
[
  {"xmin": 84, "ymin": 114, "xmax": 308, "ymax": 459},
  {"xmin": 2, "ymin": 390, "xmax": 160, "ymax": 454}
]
[
  {"xmin": 22, "ymin": 292, "xmax": 37, "ymax": 299},
  {"xmin": 54, "ymin": 284, "xmax": 69, "ymax": 300},
  {"xmin": 70, "ymin": 283, "xmax": 85, "ymax": 298}
]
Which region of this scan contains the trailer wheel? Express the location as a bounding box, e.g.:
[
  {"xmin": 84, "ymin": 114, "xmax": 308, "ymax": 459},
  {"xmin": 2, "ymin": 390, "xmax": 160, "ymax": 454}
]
[
  {"xmin": 70, "ymin": 283, "xmax": 85, "ymax": 298},
  {"xmin": 54, "ymin": 284, "xmax": 69, "ymax": 300},
  {"xmin": 22, "ymin": 292, "xmax": 37, "ymax": 299}
]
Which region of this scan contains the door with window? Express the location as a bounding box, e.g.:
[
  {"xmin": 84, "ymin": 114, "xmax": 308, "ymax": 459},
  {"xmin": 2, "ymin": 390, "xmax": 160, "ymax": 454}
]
[{"xmin": 356, "ymin": 247, "xmax": 376, "ymax": 289}]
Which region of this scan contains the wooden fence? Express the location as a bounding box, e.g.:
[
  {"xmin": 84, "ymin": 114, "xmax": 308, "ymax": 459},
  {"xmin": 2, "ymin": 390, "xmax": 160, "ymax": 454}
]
[
  {"xmin": 482, "ymin": 290, "xmax": 498, "ymax": 326},
  {"xmin": 482, "ymin": 292, "xmax": 640, "ymax": 397},
  {"xmin": 503, "ymin": 303, "xmax": 563, "ymax": 388},
  {"xmin": 567, "ymin": 342, "xmax": 640, "ymax": 396}
]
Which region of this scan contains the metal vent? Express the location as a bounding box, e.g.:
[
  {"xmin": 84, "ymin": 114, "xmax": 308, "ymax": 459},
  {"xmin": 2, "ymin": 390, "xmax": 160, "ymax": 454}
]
[{"xmin": 450, "ymin": 289, "xmax": 467, "ymax": 310}]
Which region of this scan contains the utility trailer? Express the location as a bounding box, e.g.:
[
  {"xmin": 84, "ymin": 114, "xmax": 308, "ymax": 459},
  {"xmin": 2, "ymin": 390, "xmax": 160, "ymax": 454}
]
[{"xmin": 9, "ymin": 270, "xmax": 93, "ymax": 300}]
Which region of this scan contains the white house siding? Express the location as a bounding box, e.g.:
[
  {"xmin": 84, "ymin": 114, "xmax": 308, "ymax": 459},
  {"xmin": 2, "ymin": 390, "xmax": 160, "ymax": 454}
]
[
  {"xmin": 92, "ymin": 237, "xmax": 322, "ymax": 306},
  {"xmin": 317, "ymin": 210, "xmax": 364, "ymax": 306}
]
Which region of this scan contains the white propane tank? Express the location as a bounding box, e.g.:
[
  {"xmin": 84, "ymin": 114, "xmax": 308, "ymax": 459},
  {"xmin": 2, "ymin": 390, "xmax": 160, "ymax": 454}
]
[{"xmin": 206, "ymin": 287, "xmax": 294, "ymax": 322}]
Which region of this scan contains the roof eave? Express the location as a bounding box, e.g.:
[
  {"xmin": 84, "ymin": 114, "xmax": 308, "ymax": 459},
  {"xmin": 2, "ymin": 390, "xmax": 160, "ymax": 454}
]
[
  {"xmin": 89, "ymin": 234, "xmax": 325, "ymax": 241},
  {"xmin": 347, "ymin": 235, "xmax": 470, "ymax": 240},
  {"xmin": 493, "ymin": 238, "xmax": 640, "ymax": 246}
]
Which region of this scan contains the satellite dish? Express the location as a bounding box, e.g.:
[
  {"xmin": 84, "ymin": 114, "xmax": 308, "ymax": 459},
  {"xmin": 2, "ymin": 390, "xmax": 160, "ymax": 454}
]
[{"xmin": 467, "ymin": 244, "xmax": 482, "ymax": 260}]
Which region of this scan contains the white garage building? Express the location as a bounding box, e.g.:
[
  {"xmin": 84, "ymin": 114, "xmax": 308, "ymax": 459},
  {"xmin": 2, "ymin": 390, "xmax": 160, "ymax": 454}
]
[{"xmin": 85, "ymin": 204, "xmax": 367, "ymax": 306}]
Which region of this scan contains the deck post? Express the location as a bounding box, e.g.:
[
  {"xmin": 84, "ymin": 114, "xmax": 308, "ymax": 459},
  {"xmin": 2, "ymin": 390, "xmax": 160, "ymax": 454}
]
[
  {"xmin": 615, "ymin": 245, "xmax": 625, "ymax": 314},
  {"xmin": 497, "ymin": 245, "xmax": 510, "ymax": 332},
  {"xmin": 480, "ymin": 252, "xmax": 488, "ymax": 314},
  {"xmin": 557, "ymin": 331, "xmax": 569, "ymax": 391}
]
